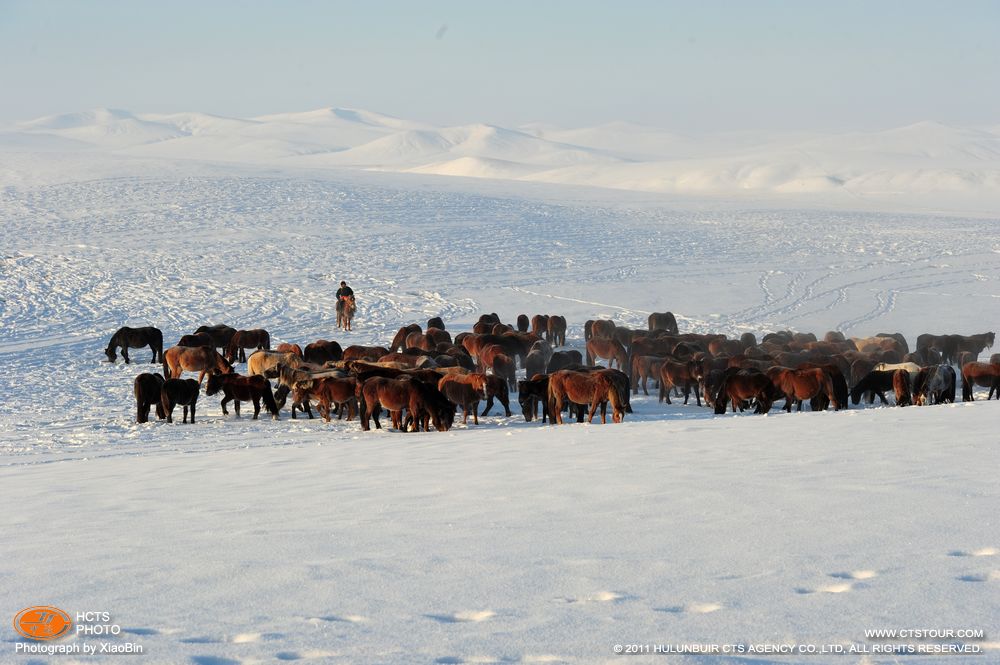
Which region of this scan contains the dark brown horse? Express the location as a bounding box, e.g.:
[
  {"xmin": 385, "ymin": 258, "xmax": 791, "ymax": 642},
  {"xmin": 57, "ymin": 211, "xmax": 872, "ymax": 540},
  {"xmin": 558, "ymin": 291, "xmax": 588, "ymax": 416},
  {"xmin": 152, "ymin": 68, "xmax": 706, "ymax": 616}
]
[
  {"xmin": 713, "ymin": 368, "xmax": 778, "ymax": 414},
  {"xmin": 195, "ymin": 324, "xmax": 237, "ymax": 351},
  {"xmin": 480, "ymin": 375, "xmax": 512, "ymax": 417},
  {"xmin": 163, "ymin": 345, "xmax": 233, "ymax": 385},
  {"xmin": 961, "ymin": 361, "xmax": 1000, "ymax": 401},
  {"xmin": 296, "ymin": 376, "xmax": 358, "ymax": 421},
  {"xmin": 438, "ymin": 373, "xmax": 489, "ymax": 425},
  {"xmin": 225, "ymin": 328, "xmax": 271, "ymax": 363},
  {"xmin": 545, "ymin": 315, "xmax": 567, "ymax": 347},
  {"xmin": 178, "ymin": 332, "xmax": 214, "ymax": 348},
  {"xmin": 547, "ymin": 350, "xmax": 584, "ymax": 372},
  {"xmin": 206, "ymin": 372, "xmax": 280, "ymax": 419},
  {"xmin": 893, "ymin": 369, "xmax": 912, "ymax": 406},
  {"xmin": 586, "ymin": 338, "xmax": 628, "ymax": 371},
  {"xmin": 531, "ymin": 314, "xmax": 549, "ymax": 339},
  {"xmin": 161, "ymin": 378, "xmax": 199, "ymax": 423},
  {"xmin": 547, "ymin": 369, "xmax": 624, "ymax": 424},
  {"xmin": 658, "ymin": 358, "xmax": 701, "ymax": 405},
  {"xmin": 850, "ymin": 370, "xmax": 896, "ymax": 405},
  {"xmin": 106, "ymin": 326, "xmax": 163, "ymax": 364},
  {"xmin": 134, "ymin": 372, "xmax": 166, "ymax": 423},
  {"xmin": 361, "ymin": 377, "xmax": 453, "ymax": 432},
  {"xmin": 342, "ymin": 345, "xmax": 389, "ymax": 362},
  {"xmin": 913, "ymin": 364, "xmax": 956, "ymax": 405},
  {"xmin": 648, "ymin": 312, "xmax": 678, "ymax": 335},
  {"xmin": 390, "ymin": 324, "xmax": 422, "ymax": 352},
  {"xmin": 427, "ymin": 316, "xmax": 445, "ymax": 330},
  {"xmin": 337, "ymin": 294, "xmax": 356, "ymax": 331},
  {"xmin": 478, "ymin": 344, "xmax": 517, "ymax": 391},
  {"xmin": 516, "ymin": 314, "xmax": 530, "ymax": 333},
  {"xmin": 303, "ymin": 339, "xmax": 343, "ymax": 364}
]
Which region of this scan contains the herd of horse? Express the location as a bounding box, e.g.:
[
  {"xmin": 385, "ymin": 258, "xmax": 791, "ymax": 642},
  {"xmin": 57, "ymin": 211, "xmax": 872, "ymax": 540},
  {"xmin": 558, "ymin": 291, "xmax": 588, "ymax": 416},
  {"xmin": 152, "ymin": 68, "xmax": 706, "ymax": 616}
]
[{"xmin": 107, "ymin": 313, "xmax": 998, "ymax": 432}]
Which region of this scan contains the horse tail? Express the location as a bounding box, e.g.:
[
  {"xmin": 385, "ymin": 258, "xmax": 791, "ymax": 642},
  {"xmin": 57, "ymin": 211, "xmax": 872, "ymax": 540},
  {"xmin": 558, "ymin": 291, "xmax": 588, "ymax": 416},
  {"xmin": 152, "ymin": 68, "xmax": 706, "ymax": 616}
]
[
  {"xmin": 713, "ymin": 374, "xmax": 730, "ymax": 414},
  {"xmin": 162, "ymin": 355, "xmax": 170, "ymax": 380},
  {"xmin": 262, "ymin": 380, "xmax": 280, "ymax": 418},
  {"xmin": 821, "ymin": 371, "xmax": 838, "ymax": 410},
  {"xmin": 961, "ymin": 368, "xmax": 973, "ymax": 402}
]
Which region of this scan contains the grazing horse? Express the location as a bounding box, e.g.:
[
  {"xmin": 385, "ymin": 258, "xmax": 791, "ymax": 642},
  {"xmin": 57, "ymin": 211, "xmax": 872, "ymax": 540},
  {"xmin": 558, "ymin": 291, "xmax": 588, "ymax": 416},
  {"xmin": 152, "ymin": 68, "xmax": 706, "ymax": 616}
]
[
  {"xmin": 303, "ymin": 339, "xmax": 343, "ymax": 364},
  {"xmin": 134, "ymin": 372, "xmax": 166, "ymax": 423},
  {"xmin": 195, "ymin": 324, "xmax": 237, "ymax": 351},
  {"xmin": 480, "ymin": 375, "xmax": 512, "ymax": 417},
  {"xmin": 893, "ymin": 369, "xmax": 912, "ymax": 406},
  {"xmin": 337, "ymin": 295, "xmax": 357, "ymax": 331},
  {"xmin": 206, "ymin": 373, "xmax": 280, "ymax": 419},
  {"xmin": 438, "ymin": 373, "xmax": 489, "ymax": 425},
  {"xmin": 714, "ymin": 368, "xmax": 778, "ymax": 414},
  {"xmin": 161, "ymin": 378, "xmax": 199, "ymax": 423},
  {"xmin": 586, "ymin": 338, "xmax": 628, "ymax": 371},
  {"xmin": 361, "ymin": 377, "xmax": 452, "ymax": 432},
  {"xmin": 530, "ymin": 314, "xmax": 550, "ymax": 339},
  {"xmin": 913, "ymin": 365, "xmax": 956, "ymax": 405},
  {"xmin": 850, "ymin": 370, "xmax": 896, "ymax": 405},
  {"xmin": 658, "ymin": 358, "xmax": 701, "ymax": 405},
  {"xmin": 631, "ymin": 356, "xmax": 664, "ymax": 395},
  {"xmin": 247, "ymin": 350, "xmax": 304, "ymax": 378},
  {"xmin": 547, "ymin": 369, "xmax": 624, "ymax": 424},
  {"xmin": 546, "ymin": 315, "xmax": 567, "ymax": 347},
  {"xmin": 547, "ymin": 349, "xmax": 584, "ymax": 372},
  {"xmin": 163, "ymin": 345, "xmax": 233, "ymax": 385},
  {"xmin": 768, "ymin": 367, "xmax": 839, "ymax": 412},
  {"xmin": 105, "ymin": 326, "xmax": 163, "ymax": 364},
  {"xmin": 226, "ymin": 328, "xmax": 271, "ymax": 363},
  {"xmin": 178, "ymin": 332, "xmax": 214, "ymax": 348},
  {"xmin": 961, "ymin": 361, "xmax": 1000, "ymax": 401},
  {"xmin": 648, "ymin": 312, "xmax": 679, "ymax": 335},
  {"xmin": 295, "ymin": 376, "xmax": 358, "ymax": 421},
  {"xmin": 275, "ymin": 342, "xmax": 303, "ymax": 358},
  {"xmin": 516, "ymin": 314, "xmax": 530, "ymax": 333}
]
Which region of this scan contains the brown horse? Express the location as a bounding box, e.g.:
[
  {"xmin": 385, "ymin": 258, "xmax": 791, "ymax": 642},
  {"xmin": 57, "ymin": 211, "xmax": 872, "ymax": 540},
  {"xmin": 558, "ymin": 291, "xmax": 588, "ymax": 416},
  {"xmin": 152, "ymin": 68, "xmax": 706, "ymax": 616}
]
[
  {"xmin": 530, "ymin": 314, "xmax": 549, "ymax": 339},
  {"xmin": 767, "ymin": 366, "xmax": 839, "ymax": 412},
  {"xmin": 658, "ymin": 358, "xmax": 701, "ymax": 405},
  {"xmin": 361, "ymin": 377, "xmax": 453, "ymax": 432},
  {"xmin": 590, "ymin": 319, "xmax": 616, "ymax": 340},
  {"xmin": 438, "ymin": 373, "xmax": 489, "ymax": 425},
  {"xmin": 303, "ymin": 339, "xmax": 343, "ymax": 364},
  {"xmin": 516, "ymin": 314, "xmax": 530, "ymax": 333},
  {"xmin": 134, "ymin": 372, "xmax": 166, "ymax": 423},
  {"xmin": 206, "ymin": 373, "xmax": 280, "ymax": 419},
  {"xmin": 713, "ymin": 368, "xmax": 778, "ymax": 414},
  {"xmin": 545, "ymin": 315, "xmax": 567, "ymax": 347},
  {"xmin": 390, "ymin": 324, "xmax": 422, "ymax": 352},
  {"xmin": 297, "ymin": 376, "xmax": 358, "ymax": 421},
  {"xmin": 195, "ymin": 324, "xmax": 237, "ymax": 351},
  {"xmin": 225, "ymin": 328, "xmax": 271, "ymax": 363},
  {"xmin": 480, "ymin": 375, "xmax": 512, "ymax": 417},
  {"xmin": 106, "ymin": 326, "xmax": 163, "ymax": 364},
  {"xmin": 961, "ymin": 361, "xmax": 1000, "ymax": 401},
  {"xmin": 547, "ymin": 369, "xmax": 624, "ymax": 424},
  {"xmin": 342, "ymin": 345, "xmax": 389, "ymax": 362},
  {"xmin": 478, "ymin": 344, "xmax": 517, "ymax": 391},
  {"xmin": 893, "ymin": 369, "xmax": 912, "ymax": 406},
  {"xmin": 648, "ymin": 312, "xmax": 678, "ymax": 335},
  {"xmin": 275, "ymin": 342, "xmax": 303, "ymax": 358},
  {"xmin": 163, "ymin": 345, "xmax": 233, "ymax": 385},
  {"xmin": 161, "ymin": 378, "xmax": 199, "ymax": 423},
  {"xmin": 586, "ymin": 338, "xmax": 628, "ymax": 371}
]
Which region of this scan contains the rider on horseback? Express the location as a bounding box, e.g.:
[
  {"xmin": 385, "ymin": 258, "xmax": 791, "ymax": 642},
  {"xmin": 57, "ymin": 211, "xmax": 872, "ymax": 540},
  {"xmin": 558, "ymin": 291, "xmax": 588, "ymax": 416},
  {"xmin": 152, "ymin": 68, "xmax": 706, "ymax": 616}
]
[{"xmin": 336, "ymin": 281, "xmax": 356, "ymax": 331}]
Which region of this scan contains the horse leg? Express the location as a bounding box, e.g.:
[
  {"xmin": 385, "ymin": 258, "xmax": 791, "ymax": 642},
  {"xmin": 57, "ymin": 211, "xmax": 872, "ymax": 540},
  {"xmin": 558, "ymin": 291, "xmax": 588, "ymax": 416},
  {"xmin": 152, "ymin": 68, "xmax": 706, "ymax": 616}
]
[
  {"xmin": 150, "ymin": 345, "xmax": 157, "ymax": 363},
  {"xmin": 198, "ymin": 370, "xmax": 206, "ymax": 386},
  {"xmin": 183, "ymin": 404, "xmax": 189, "ymax": 424},
  {"xmin": 551, "ymin": 395, "xmax": 563, "ymax": 425},
  {"xmin": 252, "ymin": 396, "xmax": 261, "ymax": 420},
  {"xmin": 600, "ymin": 400, "xmax": 607, "ymax": 424},
  {"xmin": 587, "ymin": 395, "xmax": 601, "ymax": 423},
  {"xmin": 233, "ymin": 399, "xmax": 241, "ymax": 417},
  {"xmin": 693, "ymin": 381, "xmax": 702, "ymax": 407},
  {"xmin": 220, "ymin": 395, "xmax": 230, "ymax": 415},
  {"xmin": 122, "ymin": 346, "xmax": 130, "ymax": 364},
  {"xmin": 501, "ymin": 393, "xmax": 511, "ymax": 417},
  {"xmin": 472, "ymin": 401, "xmax": 480, "ymax": 425},
  {"xmin": 481, "ymin": 395, "xmax": 493, "ymax": 417}
]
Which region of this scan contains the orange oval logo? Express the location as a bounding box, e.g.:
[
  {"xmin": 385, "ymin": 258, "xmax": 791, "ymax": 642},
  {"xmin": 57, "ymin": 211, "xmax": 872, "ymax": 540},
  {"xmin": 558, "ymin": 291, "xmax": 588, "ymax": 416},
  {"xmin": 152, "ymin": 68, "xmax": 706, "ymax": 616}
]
[{"xmin": 13, "ymin": 606, "xmax": 72, "ymax": 640}]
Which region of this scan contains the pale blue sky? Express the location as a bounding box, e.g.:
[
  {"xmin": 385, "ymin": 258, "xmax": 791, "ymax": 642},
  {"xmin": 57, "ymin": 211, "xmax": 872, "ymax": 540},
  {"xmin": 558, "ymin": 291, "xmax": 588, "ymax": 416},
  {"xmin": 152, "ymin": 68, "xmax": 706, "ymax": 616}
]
[{"xmin": 1, "ymin": 0, "xmax": 998, "ymax": 130}]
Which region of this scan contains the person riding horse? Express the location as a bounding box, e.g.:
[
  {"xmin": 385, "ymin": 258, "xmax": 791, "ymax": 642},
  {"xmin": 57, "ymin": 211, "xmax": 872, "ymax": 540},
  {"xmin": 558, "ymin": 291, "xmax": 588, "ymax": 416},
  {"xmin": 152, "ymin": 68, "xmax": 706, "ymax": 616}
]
[{"xmin": 336, "ymin": 281, "xmax": 356, "ymax": 330}]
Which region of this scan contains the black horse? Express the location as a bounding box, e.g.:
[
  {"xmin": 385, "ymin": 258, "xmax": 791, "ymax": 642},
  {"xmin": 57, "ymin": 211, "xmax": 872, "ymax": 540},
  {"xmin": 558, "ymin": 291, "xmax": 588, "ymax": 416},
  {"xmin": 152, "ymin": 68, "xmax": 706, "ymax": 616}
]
[
  {"xmin": 161, "ymin": 378, "xmax": 199, "ymax": 423},
  {"xmin": 133, "ymin": 372, "xmax": 166, "ymax": 423},
  {"xmin": 106, "ymin": 326, "xmax": 163, "ymax": 364}
]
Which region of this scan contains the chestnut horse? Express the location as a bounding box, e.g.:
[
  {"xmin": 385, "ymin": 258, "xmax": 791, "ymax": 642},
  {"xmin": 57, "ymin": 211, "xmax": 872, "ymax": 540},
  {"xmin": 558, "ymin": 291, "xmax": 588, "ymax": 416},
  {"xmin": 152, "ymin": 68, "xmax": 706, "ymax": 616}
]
[
  {"xmin": 161, "ymin": 378, "xmax": 199, "ymax": 423},
  {"xmin": 531, "ymin": 315, "xmax": 549, "ymax": 339},
  {"xmin": 275, "ymin": 342, "xmax": 303, "ymax": 358},
  {"xmin": 106, "ymin": 326, "xmax": 163, "ymax": 364},
  {"xmin": 893, "ymin": 369, "xmax": 912, "ymax": 406},
  {"xmin": 438, "ymin": 373, "xmax": 489, "ymax": 425},
  {"xmin": 546, "ymin": 315, "xmax": 567, "ymax": 347},
  {"xmin": 631, "ymin": 354, "xmax": 666, "ymax": 395},
  {"xmin": 337, "ymin": 294, "xmax": 356, "ymax": 331},
  {"xmin": 163, "ymin": 345, "xmax": 233, "ymax": 385},
  {"xmin": 713, "ymin": 368, "xmax": 778, "ymax": 414},
  {"xmin": 960, "ymin": 361, "xmax": 1000, "ymax": 401},
  {"xmin": 342, "ymin": 345, "xmax": 389, "ymax": 362},
  {"xmin": 206, "ymin": 372, "xmax": 280, "ymax": 420},
  {"xmin": 295, "ymin": 376, "xmax": 358, "ymax": 421},
  {"xmin": 586, "ymin": 338, "xmax": 628, "ymax": 371},
  {"xmin": 390, "ymin": 324, "xmax": 422, "ymax": 353},
  {"xmin": 478, "ymin": 344, "xmax": 517, "ymax": 391},
  {"xmin": 361, "ymin": 377, "xmax": 453, "ymax": 432},
  {"xmin": 658, "ymin": 358, "xmax": 701, "ymax": 405},
  {"xmin": 547, "ymin": 369, "xmax": 624, "ymax": 424},
  {"xmin": 767, "ymin": 367, "xmax": 839, "ymax": 412},
  {"xmin": 134, "ymin": 372, "xmax": 165, "ymax": 423},
  {"xmin": 590, "ymin": 319, "xmax": 616, "ymax": 340},
  {"xmin": 226, "ymin": 329, "xmax": 271, "ymax": 363}
]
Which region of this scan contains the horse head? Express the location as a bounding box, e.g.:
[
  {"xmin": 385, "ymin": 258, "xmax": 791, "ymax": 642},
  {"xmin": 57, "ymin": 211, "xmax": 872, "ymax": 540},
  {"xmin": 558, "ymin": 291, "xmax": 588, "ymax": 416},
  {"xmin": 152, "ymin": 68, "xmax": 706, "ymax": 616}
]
[
  {"xmin": 105, "ymin": 346, "xmax": 117, "ymax": 362},
  {"xmin": 205, "ymin": 373, "xmax": 224, "ymax": 396}
]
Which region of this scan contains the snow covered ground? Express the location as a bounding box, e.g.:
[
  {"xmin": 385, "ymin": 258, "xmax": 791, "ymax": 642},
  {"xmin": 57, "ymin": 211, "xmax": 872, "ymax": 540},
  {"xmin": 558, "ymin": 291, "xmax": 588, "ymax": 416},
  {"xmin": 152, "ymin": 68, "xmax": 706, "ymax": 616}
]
[{"xmin": 1, "ymin": 112, "xmax": 999, "ymax": 663}]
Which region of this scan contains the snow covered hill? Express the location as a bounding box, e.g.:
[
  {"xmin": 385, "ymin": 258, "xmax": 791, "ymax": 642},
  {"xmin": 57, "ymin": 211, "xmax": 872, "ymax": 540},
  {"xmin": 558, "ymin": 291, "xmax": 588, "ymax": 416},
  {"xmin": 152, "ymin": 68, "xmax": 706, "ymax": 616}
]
[{"xmin": 7, "ymin": 106, "xmax": 1000, "ymax": 212}]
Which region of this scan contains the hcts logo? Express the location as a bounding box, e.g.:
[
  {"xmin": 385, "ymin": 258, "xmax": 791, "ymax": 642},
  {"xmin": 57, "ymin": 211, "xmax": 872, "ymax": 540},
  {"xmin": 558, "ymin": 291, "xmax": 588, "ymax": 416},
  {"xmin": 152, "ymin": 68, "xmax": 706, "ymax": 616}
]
[{"xmin": 13, "ymin": 606, "xmax": 73, "ymax": 641}]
